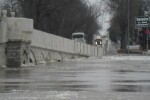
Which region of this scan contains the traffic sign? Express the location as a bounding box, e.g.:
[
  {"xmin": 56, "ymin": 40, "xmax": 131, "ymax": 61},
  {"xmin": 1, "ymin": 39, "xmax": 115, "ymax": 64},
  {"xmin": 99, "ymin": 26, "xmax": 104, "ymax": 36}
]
[{"xmin": 136, "ymin": 16, "xmax": 149, "ymax": 28}]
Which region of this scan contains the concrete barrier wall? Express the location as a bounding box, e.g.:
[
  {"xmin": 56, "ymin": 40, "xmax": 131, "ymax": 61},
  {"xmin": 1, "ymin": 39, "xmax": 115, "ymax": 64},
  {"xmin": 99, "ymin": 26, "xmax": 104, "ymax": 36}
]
[
  {"xmin": 0, "ymin": 44, "xmax": 6, "ymax": 66},
  {"xmin": 0, "ymin": 16, "xmax": 105, "ymax": 67},
  {"xmin": 31, "ymin": 30, "xmax": 104, "ymax": 61}
]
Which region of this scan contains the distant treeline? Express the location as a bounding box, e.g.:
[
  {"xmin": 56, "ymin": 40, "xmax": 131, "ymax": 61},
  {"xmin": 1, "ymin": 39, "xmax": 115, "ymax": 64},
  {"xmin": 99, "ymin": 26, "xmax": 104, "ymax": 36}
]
[
  {"xmin": 107, "ymin": 0, "xmax": 145, "ymax": 49},
  {"xmin": 1, "ymin": 0, "xmax": 101, "ymax": 44}
]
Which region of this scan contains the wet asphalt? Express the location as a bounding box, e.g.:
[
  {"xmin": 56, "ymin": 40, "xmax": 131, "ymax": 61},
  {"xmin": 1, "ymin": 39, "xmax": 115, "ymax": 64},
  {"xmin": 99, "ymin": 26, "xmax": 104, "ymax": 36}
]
[{"xmin": 0, "ymin": 55, "xmax": 150, "ymax": 100}]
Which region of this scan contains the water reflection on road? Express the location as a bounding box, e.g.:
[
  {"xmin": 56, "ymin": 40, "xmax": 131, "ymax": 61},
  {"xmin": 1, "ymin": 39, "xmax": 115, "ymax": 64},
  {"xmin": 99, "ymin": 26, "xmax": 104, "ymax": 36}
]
[{"xmin": 0, "ymin": 56, "xmax": 150, "ymax": 100}]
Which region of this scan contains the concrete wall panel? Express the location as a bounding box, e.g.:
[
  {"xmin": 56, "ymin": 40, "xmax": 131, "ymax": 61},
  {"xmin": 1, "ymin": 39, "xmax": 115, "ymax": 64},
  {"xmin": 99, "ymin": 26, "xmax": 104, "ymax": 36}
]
[
  {"xmin": 0, "ymin": 44, "xmax": 6, "ymax": 66},
  {"xmin": 98, "ymin": 47, "xmax": 103, "ymax": 57},
  {"xmin": 95, "ymin": 47, "xmax": 98, "ymax": 56},
  {"xmin": 80, "ymin": 43, "xmax": 84, "ymax": 55},
  {"xmin": 31, "ymin": 29, "xmax": 104, "ymax": 61},
  {"xmin": 0, "ymin": 17, "xmax": 105, "ymax": 67},
  {"xmin": 0, "ymin": 22, "xmax": 7, "ymax": 43}
]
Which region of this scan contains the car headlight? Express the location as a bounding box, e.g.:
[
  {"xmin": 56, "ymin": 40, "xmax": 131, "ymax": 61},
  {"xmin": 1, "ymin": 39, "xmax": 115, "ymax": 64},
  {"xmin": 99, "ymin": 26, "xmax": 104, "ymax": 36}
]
[{"xmin": 96, "ymin": 42, "xmax": 97, "ymax": 45}]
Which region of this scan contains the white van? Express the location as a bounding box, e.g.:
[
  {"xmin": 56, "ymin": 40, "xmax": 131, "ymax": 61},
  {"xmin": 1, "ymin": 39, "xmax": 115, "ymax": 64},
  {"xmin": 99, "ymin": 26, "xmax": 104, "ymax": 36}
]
[{"xmin": 72, "ymin": 32, "xmax": 87, "ymax": 43}]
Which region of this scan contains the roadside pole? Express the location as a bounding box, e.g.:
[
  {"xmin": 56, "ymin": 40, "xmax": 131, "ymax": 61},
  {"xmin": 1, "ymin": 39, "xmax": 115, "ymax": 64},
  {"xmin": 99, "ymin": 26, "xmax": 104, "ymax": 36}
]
[
  {"xmin": 127, "ymin": 0, "xmax": 130, "ymax": 54},
  {"xmin": 145, "ymin": 11, "xmax": 150, "ymax": 52},
  {"xmin": 147, "ymin": 30, "xmax": 149, "ymax": 51},
  {"xmin": 147, "ymin": 32, "xmax": 149, "ymax": 51}
]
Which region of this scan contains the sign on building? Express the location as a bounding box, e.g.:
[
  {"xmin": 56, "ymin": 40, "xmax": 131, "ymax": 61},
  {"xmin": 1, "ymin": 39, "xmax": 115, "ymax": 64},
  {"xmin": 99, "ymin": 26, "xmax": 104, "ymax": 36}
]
[{"xmin": 136, "ymin": 16, "xmax": 149, "ymax": 28}]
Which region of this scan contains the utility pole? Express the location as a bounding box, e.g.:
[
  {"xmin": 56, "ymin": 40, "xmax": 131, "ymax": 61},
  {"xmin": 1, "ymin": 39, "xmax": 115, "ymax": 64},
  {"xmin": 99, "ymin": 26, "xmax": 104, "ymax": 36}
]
[
  {"xmin": 127, "ymin": 0, "xmax": 130, "ymax": 54},
  {"xmin": 144, "ymin": 0, "xmax": 150, "ymax": 52}
]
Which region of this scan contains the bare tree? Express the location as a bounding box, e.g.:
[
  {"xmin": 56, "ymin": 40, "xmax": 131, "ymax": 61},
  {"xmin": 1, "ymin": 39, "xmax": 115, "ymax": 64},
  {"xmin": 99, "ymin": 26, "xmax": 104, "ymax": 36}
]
[
  {"xmin": 1, "ymin": 0, "xmax": 22, "ymax": 16},
  {"xmin": 0, "ymin": 0, "xmax": 101, "ymax": 43},
  {"xmin": 21, "ymin": 0, "xmax": 101, "ymax": 43},
  {"xmin": 107, "ymin": 0, "xmax": 142, "ymax": 50}
]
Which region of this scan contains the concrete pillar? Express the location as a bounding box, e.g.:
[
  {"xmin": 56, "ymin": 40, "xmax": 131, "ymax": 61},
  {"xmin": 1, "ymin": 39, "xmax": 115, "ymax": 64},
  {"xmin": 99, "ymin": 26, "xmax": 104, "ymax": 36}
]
[
  {"xmin": 2, "ymin": 10, "xmax": 7, "ymax": 18},
  {"xmin": 10, "ymin": 12, "xmax": 15, "ymax": 17},
  {"xmin": 0, "ymin": 21, "xmax": 7, "ymax": 43},
  {"xmin": 6, "ymin": 41, "xmax": 30, "ymax": 67},
  {"xmin": 3, "ymin": 17, "xmax": 33, "ymax": 67},
  {"xmin": 0, "ymin": 10, "xmax": 8, "ymax": 43},
  {"xmin": 0, "ymin": 10, "xmax": 8, "ymax": 67}
]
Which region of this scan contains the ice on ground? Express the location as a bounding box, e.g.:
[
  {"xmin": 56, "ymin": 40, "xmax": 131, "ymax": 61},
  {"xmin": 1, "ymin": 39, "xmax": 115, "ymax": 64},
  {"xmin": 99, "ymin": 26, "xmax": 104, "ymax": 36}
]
[{"xmin": 102, "ymin": 55, "xmax": 150, "ymax": 61}]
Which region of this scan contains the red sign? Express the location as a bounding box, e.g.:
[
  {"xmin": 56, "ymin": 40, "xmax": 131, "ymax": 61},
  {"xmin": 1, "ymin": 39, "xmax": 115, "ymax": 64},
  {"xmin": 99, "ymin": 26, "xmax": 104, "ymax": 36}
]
[{"xmin": 144, "ymin": 29, "xmax": 150, "ymax": 34}]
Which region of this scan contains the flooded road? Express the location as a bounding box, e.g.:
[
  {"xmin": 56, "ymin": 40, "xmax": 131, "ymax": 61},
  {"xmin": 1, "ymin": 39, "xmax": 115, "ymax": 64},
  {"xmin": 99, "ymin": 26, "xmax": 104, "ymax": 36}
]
[{"xmin": 0, "ymin": 55, "xmax": 150, "ymax": 100}]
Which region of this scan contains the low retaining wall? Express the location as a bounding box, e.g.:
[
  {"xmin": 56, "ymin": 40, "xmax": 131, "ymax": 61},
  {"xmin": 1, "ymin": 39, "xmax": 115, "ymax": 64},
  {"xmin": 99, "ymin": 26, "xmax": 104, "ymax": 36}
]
[
  {"xmin": 0, "ymin": 13, "xmax": 105, "ymax": 67},
  {"xmin": 30, "ymin": 30, "xmax": 104, "ymax": 63}
]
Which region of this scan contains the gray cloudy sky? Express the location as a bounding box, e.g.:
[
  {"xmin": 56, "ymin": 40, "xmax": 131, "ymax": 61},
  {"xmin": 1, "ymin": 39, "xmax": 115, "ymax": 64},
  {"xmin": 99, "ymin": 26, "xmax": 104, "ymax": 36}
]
[{"xmin": 87, "ymin": 0, "xmax": 110, "ymax": 35}]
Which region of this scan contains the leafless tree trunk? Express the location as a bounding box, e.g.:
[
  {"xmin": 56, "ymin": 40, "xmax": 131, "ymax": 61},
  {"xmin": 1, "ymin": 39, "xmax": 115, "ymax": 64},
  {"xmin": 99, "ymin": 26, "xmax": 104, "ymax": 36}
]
[{"xmin": 107, "ymin": 0, "xmax": 142, "ymax": 50}]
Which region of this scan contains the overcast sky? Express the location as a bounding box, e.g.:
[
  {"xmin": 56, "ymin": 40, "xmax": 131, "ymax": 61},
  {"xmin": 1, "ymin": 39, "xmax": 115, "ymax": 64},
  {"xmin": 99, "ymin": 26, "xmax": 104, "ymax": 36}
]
[{"xmin": 87, "ymin": 0, "xmax": 110, "ymax": 35}]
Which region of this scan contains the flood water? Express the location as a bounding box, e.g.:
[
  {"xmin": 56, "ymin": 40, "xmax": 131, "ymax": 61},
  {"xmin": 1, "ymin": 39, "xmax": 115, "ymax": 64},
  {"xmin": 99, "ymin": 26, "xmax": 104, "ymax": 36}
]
[{"xmin": 0, "ymin": 55, "xmax": 150, "ymax": 100}]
